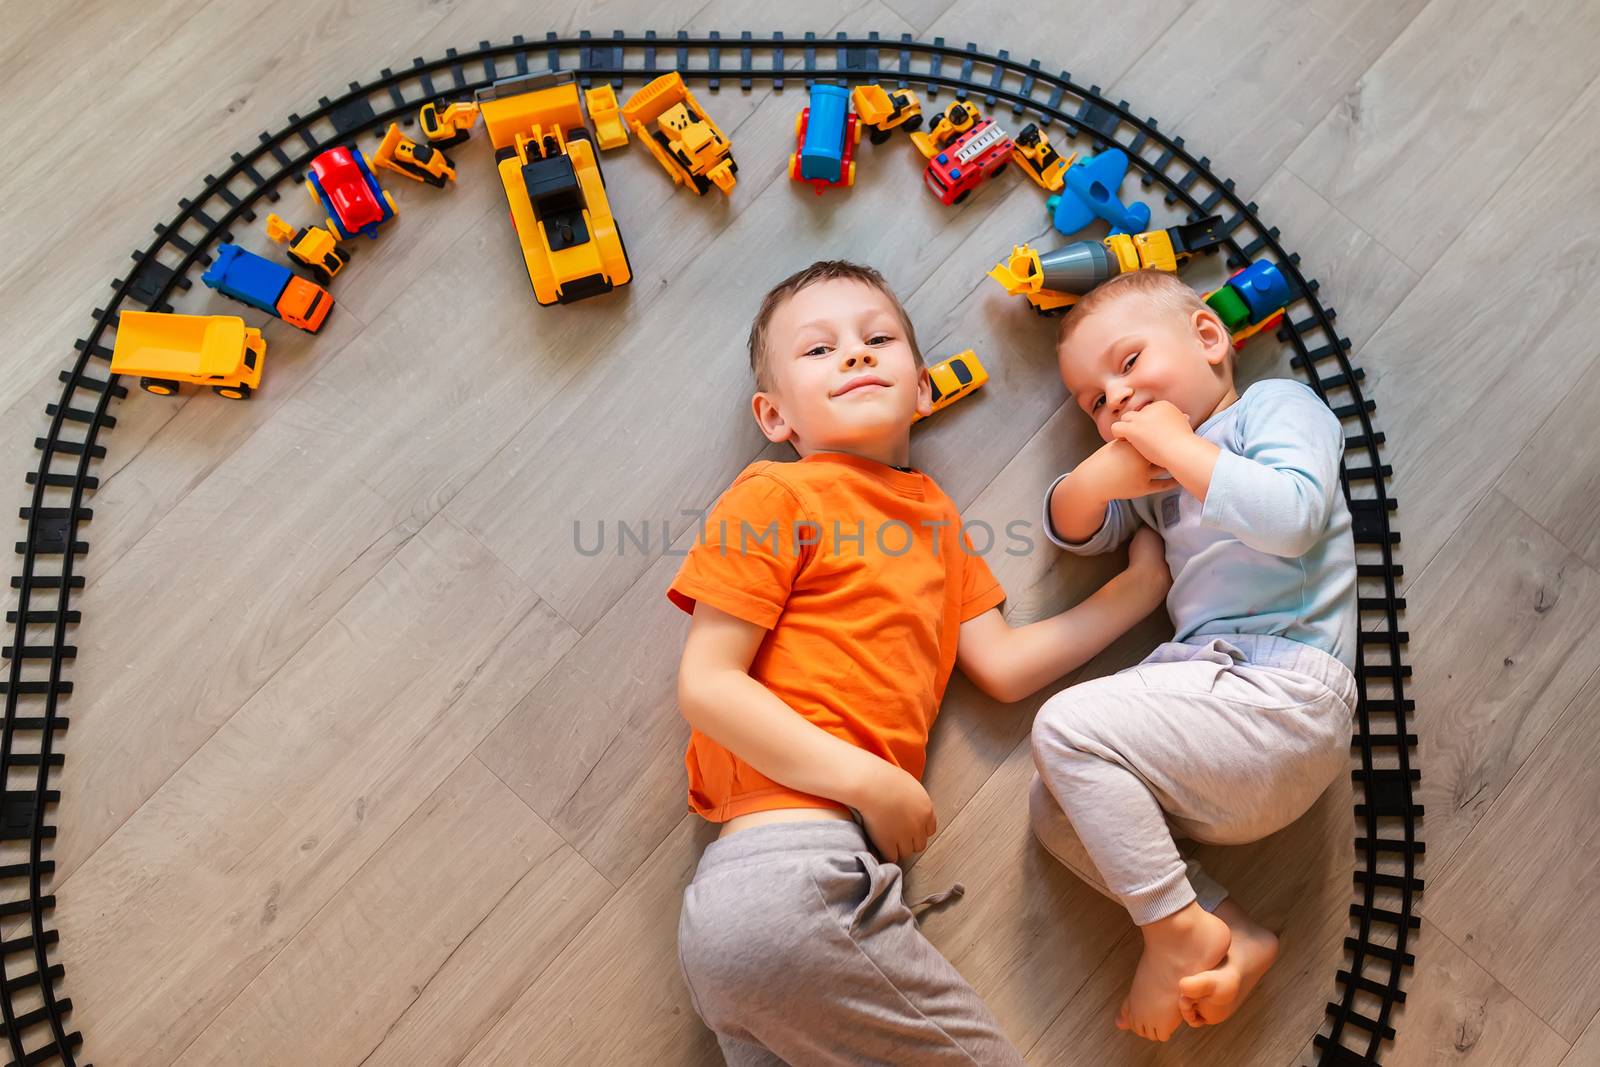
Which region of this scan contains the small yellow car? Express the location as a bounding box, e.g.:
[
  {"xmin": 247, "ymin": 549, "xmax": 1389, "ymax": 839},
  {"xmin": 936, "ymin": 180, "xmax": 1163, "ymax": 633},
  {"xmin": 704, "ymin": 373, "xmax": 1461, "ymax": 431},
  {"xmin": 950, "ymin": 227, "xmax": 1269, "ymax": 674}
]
[
  {"xmin": 110, "ymin": 311, "xmax": 266, "ymax": 399},
  {"xmin": 917, "ymin": 349, "xmax": 988, "ymax": 422}
]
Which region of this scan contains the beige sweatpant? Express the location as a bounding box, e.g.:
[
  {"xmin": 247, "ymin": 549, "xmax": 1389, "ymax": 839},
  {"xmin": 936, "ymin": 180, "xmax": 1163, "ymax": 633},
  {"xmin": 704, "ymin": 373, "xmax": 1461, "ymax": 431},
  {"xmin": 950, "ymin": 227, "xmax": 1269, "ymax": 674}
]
[{"xmin": 1029, "ymin": 633, "xmax": 1357, "ymax": 926}]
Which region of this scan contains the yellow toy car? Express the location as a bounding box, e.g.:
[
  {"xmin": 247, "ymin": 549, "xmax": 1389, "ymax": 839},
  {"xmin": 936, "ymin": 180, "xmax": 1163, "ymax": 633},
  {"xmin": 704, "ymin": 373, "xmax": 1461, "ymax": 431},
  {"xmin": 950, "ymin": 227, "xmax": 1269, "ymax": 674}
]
[
  {"xmin": 110, "ymin": 311, "xmax": 265, "ymax": 399},
  {"xmin": 373, "ymin": 122, "xmax": 456, "ymax": 187},
  {"xmin": 584, "ymin": 84, "xmax": 630, "ymax": 150},
  {"xmin": 851, "ymin": 84, "xmax": 924, "ymax": 144},
  {"xmin": 479, "ymin": 72, "xmax": 632, "ymax": 305},
  {"xmin": 264, "ymin": 213, "xmax": 349, "ymax": 286},
  {"xmin": 916, "ymin": 349, "xmax": 988, "ymax": 422},
  {"xmin": 419, "ymin": 100, "xmax": 479, "ymax": 148},
  {"xmin": 1010, "ymin": 123, "xmax": 1074, "ymax": 193},
  {"xmin": 621, "ymin": 72, "xmax": 737, "ymax": 196}
]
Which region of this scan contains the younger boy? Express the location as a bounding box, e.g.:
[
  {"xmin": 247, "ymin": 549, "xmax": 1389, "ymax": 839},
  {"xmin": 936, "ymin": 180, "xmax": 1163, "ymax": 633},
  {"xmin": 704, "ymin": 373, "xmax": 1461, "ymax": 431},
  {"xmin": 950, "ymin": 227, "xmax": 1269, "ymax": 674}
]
[
  {"xmin": 1030, "ymin": 269, "xmax": 1358, "ymax": 1042},
  {"xmin": 669, "ymin": 261, "xmax": 1171, "ymax": 1065}
]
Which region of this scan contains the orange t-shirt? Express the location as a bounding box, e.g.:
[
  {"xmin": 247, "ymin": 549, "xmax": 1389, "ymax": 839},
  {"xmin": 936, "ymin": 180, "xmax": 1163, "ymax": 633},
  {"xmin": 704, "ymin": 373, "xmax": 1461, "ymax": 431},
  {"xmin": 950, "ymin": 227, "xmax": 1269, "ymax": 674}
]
[{"xmin": 666, "ymin": 451, "xmax": 1007, "ymax": 822}]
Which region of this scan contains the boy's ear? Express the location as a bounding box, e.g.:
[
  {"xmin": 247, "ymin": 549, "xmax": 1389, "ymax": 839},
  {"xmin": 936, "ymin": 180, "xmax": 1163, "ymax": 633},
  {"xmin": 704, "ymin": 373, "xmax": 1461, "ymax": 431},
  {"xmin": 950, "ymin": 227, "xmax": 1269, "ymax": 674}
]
[
  {"xmin": 914, "ymin": 365, "xmax": 934, "ymax": 418},
  {"xmin": 1192, "ymin": 307, "xmax": 1233, "ymax": 367},
  {"xmin": 751, "ymin": 390, "xmax": 794, "ymax": 444}
]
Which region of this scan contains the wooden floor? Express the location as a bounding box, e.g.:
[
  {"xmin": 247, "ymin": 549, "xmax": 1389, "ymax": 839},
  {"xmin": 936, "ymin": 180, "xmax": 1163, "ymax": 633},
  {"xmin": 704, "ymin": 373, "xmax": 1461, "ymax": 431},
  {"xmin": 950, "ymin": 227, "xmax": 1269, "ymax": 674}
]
[{"xmin": 2, "ymin": 0, "xmax": 1598, "ymax": 1063}]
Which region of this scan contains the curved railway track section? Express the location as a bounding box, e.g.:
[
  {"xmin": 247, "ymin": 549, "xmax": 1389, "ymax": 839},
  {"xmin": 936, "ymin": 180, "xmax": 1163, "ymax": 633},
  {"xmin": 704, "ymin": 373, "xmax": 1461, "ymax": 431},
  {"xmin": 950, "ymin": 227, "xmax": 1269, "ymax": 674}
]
[{"xmin": 3, "ymin": 31, "xmax": 1418, "ymax": 1066}]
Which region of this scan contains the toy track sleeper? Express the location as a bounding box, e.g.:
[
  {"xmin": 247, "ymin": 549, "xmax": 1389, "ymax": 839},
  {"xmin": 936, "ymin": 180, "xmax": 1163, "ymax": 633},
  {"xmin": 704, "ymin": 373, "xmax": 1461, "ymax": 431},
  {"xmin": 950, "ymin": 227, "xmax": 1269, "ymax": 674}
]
[{"xmin": 6, "ymin": 32, "xmax": 1416, "ymax": 1067}]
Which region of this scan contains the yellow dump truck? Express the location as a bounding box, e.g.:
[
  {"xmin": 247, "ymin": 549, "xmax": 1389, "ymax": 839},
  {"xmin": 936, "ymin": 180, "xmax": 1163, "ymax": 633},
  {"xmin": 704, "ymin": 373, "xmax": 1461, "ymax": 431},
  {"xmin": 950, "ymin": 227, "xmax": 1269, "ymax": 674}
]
[{"xmin": 109, "ymin": 311, "xmax": 266, "ymax": 399}]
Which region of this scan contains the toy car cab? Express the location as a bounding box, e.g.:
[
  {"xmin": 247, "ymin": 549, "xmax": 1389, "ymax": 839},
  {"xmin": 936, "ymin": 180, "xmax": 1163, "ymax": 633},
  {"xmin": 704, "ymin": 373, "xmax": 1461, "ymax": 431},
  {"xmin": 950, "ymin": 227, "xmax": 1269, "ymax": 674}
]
[
  {"xmin": 305, "ymin": 145, "xmax": 397, "ymax": 240},
  {"xmin": 110, "ymin": 311, "xmax": 266, "ymax": 399}
]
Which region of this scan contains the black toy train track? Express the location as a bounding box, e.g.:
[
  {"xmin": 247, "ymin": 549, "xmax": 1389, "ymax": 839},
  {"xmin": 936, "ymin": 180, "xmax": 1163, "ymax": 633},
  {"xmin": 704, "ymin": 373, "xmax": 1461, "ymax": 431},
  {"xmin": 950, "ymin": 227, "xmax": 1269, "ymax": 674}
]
[{"xmin": 5, "ymin": 31, "xmax": 1418, "ymax": 1067}]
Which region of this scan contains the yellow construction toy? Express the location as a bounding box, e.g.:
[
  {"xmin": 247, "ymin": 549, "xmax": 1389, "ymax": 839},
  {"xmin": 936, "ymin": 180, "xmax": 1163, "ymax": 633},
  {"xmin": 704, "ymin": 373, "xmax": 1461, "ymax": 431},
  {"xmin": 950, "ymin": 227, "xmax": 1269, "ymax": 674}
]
[
  {"xmin": 1010, "ymin": 123, "xmax": 1075, "ymax": 193},
  {"xmin": 916, "ymin": 349, "xmax": 988, "ymax": 422},
  {"xmin": 621, "ymin": 72, "xmax": 738, "ymax": 196},
  {"xmin": 110, "ymin": 311, "xmax": 266, "ymax": 399},
  {"xmin": 477, "ymin": 71, "xmax": 632, "ymax": 305},
  {"xmin": 909, "ymin": 99, "xmax": 982, "ymax": 158},
  {"xmin": 373, "ymin": 123, "xmax": 457, "ymax": 187},
  {"xmin": 988, "ymin": 217, "xmax": 1226, "ymax": 316},
  {"xmin": 264, "ymin": 213, "xmax": 350, "ymax": 286},
  {"xmin": 419, "ymin": 100, "xmax": 480, "ymax": 148},
  {"xmin": 850, "ymin": 84, "xmax": 924, "ymax": 144},
  {"xmin": 583, "ymin": 84, "xmax": 630, "ymax": 149}
]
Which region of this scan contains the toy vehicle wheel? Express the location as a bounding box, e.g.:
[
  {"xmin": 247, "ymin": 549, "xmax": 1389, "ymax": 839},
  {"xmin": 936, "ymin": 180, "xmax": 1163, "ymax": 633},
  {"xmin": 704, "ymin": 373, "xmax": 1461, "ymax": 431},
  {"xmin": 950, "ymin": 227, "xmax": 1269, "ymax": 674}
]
[
  {"xmin": 868, "ymin": 127, "xmax": 891, "ymax": 146},
  {"xmin": 991, "ymin": 162, "xmax": 1008, "ymax": 178},
  {"xmin": 904, "ymin": 114, "xmax": 924, "ymax": 133},
  {"xmin": 794, "ymin": 113, "xmax": 804, "ymax": 137},
  {"xmin": 140, "ymin": 377, "xmax": 180, "ymax": 396},
  {"xmin": 846, "ymin": 161, "xmax": 856, "ymax": 186},
  {"xmin": 953, "ymin": 189, "xmax": 971, "ymax": 205},
  {"xmin": 384, "ymin": 190, "xmax": 398, "ymax": 214},
  {"xmin": 494, "ymin": 145, "xmax": 517, "ymax": 163},
  {"xmin": 788, "ymin": 153, "xmax": 800, "ymax": 180},
  {"xmin": 213, "ymin": 384, "xmax": 253, "ymax": 399}
]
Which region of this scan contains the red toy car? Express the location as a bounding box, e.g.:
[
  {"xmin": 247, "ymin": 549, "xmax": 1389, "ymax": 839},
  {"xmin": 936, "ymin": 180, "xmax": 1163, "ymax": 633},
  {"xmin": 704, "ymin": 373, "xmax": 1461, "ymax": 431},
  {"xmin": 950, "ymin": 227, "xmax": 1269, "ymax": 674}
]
[
  {"xmin": 305, "ymin": 146, "xmax": 398, "ymax": 240},
  {"xmin": 923, "ymin": 119, "xmax": 1012, "ymax": 206}
]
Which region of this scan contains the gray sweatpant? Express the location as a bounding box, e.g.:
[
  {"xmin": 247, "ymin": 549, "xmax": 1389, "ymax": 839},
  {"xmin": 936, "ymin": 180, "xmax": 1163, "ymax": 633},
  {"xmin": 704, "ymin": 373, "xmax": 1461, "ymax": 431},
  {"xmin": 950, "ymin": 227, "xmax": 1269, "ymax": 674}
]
[
  {"xmin": 1030, "ymin": 633, "xmax": 1357, "ymax": 926},
  {"xmin": 677, "ymin": 819, "xmax": 1025, "ymax": 1066}
]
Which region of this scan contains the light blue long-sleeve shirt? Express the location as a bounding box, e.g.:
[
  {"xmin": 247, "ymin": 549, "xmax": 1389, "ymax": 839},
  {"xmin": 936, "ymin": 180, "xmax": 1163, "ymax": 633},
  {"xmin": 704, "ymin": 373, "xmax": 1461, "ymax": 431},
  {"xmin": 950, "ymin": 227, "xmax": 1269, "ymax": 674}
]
[{"xmin": 1043, "ymin": 378, "xmax": 1359, "ymax": 671}]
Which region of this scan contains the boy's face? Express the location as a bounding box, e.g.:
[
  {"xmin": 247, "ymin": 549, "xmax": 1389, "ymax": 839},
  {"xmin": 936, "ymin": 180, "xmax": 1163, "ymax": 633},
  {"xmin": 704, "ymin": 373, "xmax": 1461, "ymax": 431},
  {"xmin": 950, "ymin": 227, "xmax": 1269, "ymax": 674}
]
[
  {"xmin": 1058, "ymin": 290, "xmax": 1235, "ymax": 443},
  {"xmin": 753, "ymin": 278, "xmax": 932, "ymax": 458}
]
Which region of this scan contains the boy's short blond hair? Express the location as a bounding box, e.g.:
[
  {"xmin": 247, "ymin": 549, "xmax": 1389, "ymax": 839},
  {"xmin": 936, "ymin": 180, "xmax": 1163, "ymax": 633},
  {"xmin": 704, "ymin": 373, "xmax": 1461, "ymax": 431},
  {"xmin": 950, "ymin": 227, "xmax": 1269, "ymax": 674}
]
[
  {"xmin": 747, "ymin": 260, "xmax": 923, "ymax": 392},
  {"xmin": 1056, "ymin": 269, "xmax": 1211, "ymax": 353}
]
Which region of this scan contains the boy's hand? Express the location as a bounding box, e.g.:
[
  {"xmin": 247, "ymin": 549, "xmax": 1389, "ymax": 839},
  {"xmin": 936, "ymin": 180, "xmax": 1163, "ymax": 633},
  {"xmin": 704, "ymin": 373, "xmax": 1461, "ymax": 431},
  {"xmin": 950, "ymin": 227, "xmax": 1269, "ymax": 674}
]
[
  {"xmin": 1076, "ymin": 439, "xmax": 1171, "ymax": 502},
  {"xmin": 1126, "ymin": 526, "xmax": 1172, "ymax": 603},
  {"xmin": 854, "ymin": 762, "xmax": 937, "ymax": 863},
  {"xmin": 1111, "ymin": 401, "xmax": 1194, "ymax": 467}
]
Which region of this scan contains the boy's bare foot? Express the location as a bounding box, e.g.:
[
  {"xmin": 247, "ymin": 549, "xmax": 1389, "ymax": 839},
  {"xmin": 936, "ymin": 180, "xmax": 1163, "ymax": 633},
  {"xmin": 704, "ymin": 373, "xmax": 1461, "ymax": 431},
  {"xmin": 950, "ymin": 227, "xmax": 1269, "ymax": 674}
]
[
  {"xmin": 1177, "ymin": 898, "xmax": 1280, "ymax": 1028},
  {"xmin": 1115, "ymin": 902, "xmax": 1230, "ymax": 1042}
]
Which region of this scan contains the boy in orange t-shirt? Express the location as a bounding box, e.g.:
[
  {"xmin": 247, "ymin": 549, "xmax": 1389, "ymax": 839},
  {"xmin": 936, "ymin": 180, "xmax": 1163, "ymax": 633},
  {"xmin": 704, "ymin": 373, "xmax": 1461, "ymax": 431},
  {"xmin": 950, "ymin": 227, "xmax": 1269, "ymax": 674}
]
[{"xmin": 670, "ymin": 261, "xmax": 1170, "ymax": 1065}]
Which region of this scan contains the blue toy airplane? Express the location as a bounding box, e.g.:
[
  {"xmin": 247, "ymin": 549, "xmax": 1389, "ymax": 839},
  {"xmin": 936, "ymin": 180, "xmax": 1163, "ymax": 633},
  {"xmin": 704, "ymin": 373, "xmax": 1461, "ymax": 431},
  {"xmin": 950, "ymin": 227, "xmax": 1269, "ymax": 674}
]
[{"xmin": 1045, "ymin": 148, "xmax": 1152, "ymax": 237}]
